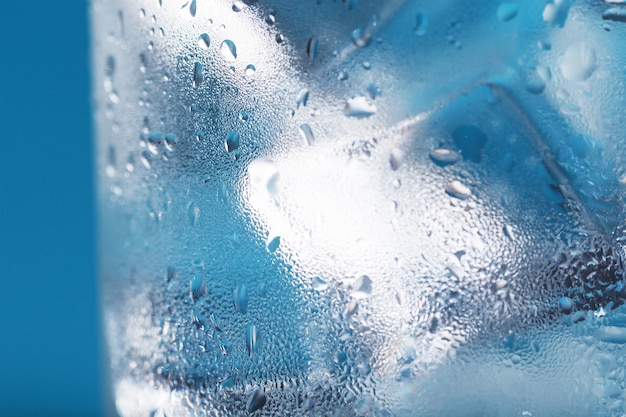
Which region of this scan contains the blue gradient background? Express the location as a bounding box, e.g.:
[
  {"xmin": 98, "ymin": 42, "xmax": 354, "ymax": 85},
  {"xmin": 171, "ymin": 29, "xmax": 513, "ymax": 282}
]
[{"xmin": 0, "ymin": 2, "xmax": 103, "ymax": 416}]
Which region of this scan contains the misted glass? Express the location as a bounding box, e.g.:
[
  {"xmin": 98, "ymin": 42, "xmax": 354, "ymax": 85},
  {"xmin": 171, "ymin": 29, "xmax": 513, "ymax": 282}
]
[{"xmin": 91, "ymin": 1, "xmax": 626, "ymax": 416}]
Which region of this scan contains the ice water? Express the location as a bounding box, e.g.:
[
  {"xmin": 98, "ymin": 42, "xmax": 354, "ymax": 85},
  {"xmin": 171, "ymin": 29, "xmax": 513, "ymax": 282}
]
[{"xmin": 91, "ymin": 0, "xmax": 626, "ymax": 416}]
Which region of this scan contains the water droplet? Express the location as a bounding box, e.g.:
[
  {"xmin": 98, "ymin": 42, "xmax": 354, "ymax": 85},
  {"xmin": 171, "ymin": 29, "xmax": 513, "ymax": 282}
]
[
  {"xmin": 558, "ymin": 296, "xmax": 574, "ymax": 313},
  {"xmin": 233, "ymin": 284, "xmax": 249, "ymax": 314},
  {"xmin": 338, "ymin": 70, "xmax": 349, "ymax": 81},
  {"xmin": 445, "ymin": 180, "xmax": 472, "ymax": 200},
  {"xmin": 362, "ymin": 61, "xmax": 371, "ymax": 70},
  {"xmin": 604, "ymin": 7, "xmax": 626, "ymax": 22},
  {"xmin": 188, "ymin": 201, "xmax": 200, "ymax": 226},
  {"xmin": 189, "ymin": 0, "xmax": 197, "ymax": 17},
  {"xmin": 191, "ymin": 276, "xmax": 206, "ymax": 301},
  {"xmin": 245, "ymin": 325, "xmax": 259, "ymax": 356},
  {"xmin": 312, "ymin": 276, "xmax": 328, "ymax": 291},
  {"xmin": 232, "ymin": 1, "xmax": 244, "ymax": 12},
  {"xmin": 429, "ymin": 148, "xmax": 460, "ymax": 166},
  {"xmin": 525, "ymin": 78, "xmax": 545, "ymax": 95},
  {"xmin": 344, "ymin": 96, "xmax": 377, "ymax": 118},
  {"xmin": 525, "ymin": 66, "xmax": 551, "ymax": 94},
  {"xmin": 141, "ymin": 150, "xmax": 152, "ymax": 169},
  {"xmin": 197, "ymin": 33, "xmax": 211, "ymax": 49},
  {"xmin": 266, "ymin": 235, "xmax": 281, "ymax": 252},
  {"xmin": 389, "ymin": 148, "xmax": 404, "ymax": 171},
  {"xmin": 265, "ymin": 11, "xmax": 276, "ymax": 25},
  {"xmin": 239, "ymin": 111, "xmax": 249, "ymax": 122},
  {"xmin": 246, "ymin": 389, "xmax": 266, "ymax": 413},
  {"xmin": 344, "ymin": 299, "xmax": 359, "ymax": 319},
  {"xmin": 306, "ymin": 36, "xmax": 319, "ymax": 60},
  {"xmin": 452, "ymin": 125, "xmax": 487, "ymax": 162},
  {"xmin": 248, "ymin": 157, "xmax": 281, "ymax": 196},
  {"xmin": 139, "ymin": 8, "xmax": 146, "ymax": 18},
  {"xmin": 193, "ymin": 61, "xmax": 204, "ymax": 86},
  {"xmin": 244, "ymin": 64, "xmax": 256, "ymax": 76},
  {"xmin": 367, "ymin": 83, "xmax": 382, "ymax": 99},
  {"xmin": 503, "ymin": 224, "xmax": 516, "ymax": 240},
  {"xmin": 351, "ymin": 275, "xmax": 372, "ymax": 299},
  {"xmin": 543, "ymin": 0, "xmax": 572, "ymax": 27},
  {"xmin": 166, "ymin": 266, "xmax": 177, "ymax": 283},
  {"xmin": 343, "ymin": 0, "xmax": 358, "ymax": 11},
  {"xmin": 221, "ymin": 40, "xmax": 237, "ymax": 61},
  {"xmin": 299, "ymin": 124, "xmax": 315, "ymax": 146},
  {"xmin": 165, "ymin": 133, "xmax": 177, "ymax": 147},
  {"xmin": 296, "ymin": 88, "xmax": 309, "ymax": 108},
  {"xmin": 559, "ymin": 43, "xmax": 596, "ymax": 81},
  {"xmin": 606, "ymin": 0, "xmax": 626, "ymax": 3},
  {"xmin": 351, "ymin": 27, "xmax": 371, "ymax": 48},
  {"xmin": 497, "ymin": 3, "xmax": 518, "ymax": 22},
  {"xmin": 275, "ymin": 34, "xmax": 285, "ymax": 43},
  {"xmin": 147, "ymin": 131, "xmax": 163, "ymax": 144},
  {"xmin": 210, "ymin": 313, "xmax": 224, "ymax": 332},
  {"xmin": 221, "ymin": 375, "xmax": 236, "ymax": 390},
  {"xmin": 225, "ymin": 130, "xmax": 240, "ymax": 152},
  {"xmin": 596, "ymin": 326, "xmax": 626, "ymax": 344},
  {"xmin": 414, "ymin": 13, "xmax": 428, "ymax": 35}
]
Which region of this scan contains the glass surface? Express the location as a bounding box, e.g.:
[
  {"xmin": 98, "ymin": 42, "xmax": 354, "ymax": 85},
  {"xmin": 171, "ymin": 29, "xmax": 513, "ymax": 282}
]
[{"xmin": 91, "ymin": 1, "xmax": 626, "ymax": 416}]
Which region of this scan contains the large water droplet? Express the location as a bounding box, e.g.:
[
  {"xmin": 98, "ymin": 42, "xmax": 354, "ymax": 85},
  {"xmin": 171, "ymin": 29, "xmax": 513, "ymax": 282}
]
[
  {"xmin": 306, "ymin": 36, "xmax": 319, "ymax": 60},
  {"xmin": 351, "ymin": 27, "xmax": 371, "ymax": 48},
  {"xmin": 367, "ymin": 83, "xmax": 382, "ymax": 99},
  {"xmin": 218, "ymin": 375, "xmax": 235, "ymax": 390},
  {"xmin": 344, "ymin": 96, "xmax": 377, "ymax": 118},
  {"xmin": 430, "ymin": 148, "xmax": 460, "ymax": 166},
  {"xmin": 497, "ymin": 3, "xmax": 518, "ymax": 22},
  {"xmin": 210, "ymin": 313, "xmax": 223, "ymax": 332},
  {"xmin": 245, "ymin": 64, "xmax": 256, "ymax": 76},
  {"xmin": 246, "ymin": 389, "xmax": 266, "ymax": 413},
  {"xmin": 603, "ymin": 7, "xmax": 626, "ymax": 22},
  {"xmin": 190, "ymin": 276, "xmax": 206, "ymax": 301},
  {"xmin": 351, "ymin": 275, "xmax": 372, "ymax": 299},
  {"xmin": 559, "ymin": 296, "xmax": 574, "ymax": 313},
  {"xmin": 189, "ymin": 0, "xmax": 197, "ymax": 17},
  {"xmin": 559, "ymin": 42, "xmax": 597, "ymax": 81},
  {"xmin": 299, "ymin": 124, "xmax": 315, "ymax": 146},
  {"xmin": 389, "ymin": 148, "xmax": 404, "ymax": 171},
  {"xmin": 245, "ymin": 325, "xmax": 259, "ymax": 356},
  {"xmin": 225, "ymin": 130, "xmax": 240, "ymax": 152},
  {"xmin": 233, "ymin": 284, "xmax": 249, "ymax": 314},
  {"xmin": 232, "ymin": 1, "xmax": 244, "ymax": 12},
  {"xmin": 596, "ymin": 326, "xmax": 626, "ymax": 344},
  {"xmin": 312, "ymin": 276, "xmax": 328, "ymax": 291},
  {"xmin": 221, "ymin": 40, "xmax": 237, "ymax": 61},
  {"xmin": 525, "ymin": 66, "xmax": 551, "ymax": 94},
  {"xmin": 266, "ymin": 235, "xmax": 281, "ymax": 252},
  {"xmin": 248, "ymin": 157, "xmax": 281, "ymax": 196},
  {"xmin": 187, "ymin": 201, "xmax": 200, "ymax": 226},
  {"xmin": 193, "ymin": 61, "xmax": 204, "ymax": 86},
  {"xmin": 414, "ymin": 13, "xmax": 428, "ymax": 35},
  {"xmin": 296, "ymin": 88, "xmax": 309, "ymax": 108},
  {"xmin": 452, "ymin": 125, "xmax": 487, "ymax": 162},
  {"xmin": 445, "ymin": 180, "xmax": 472, "ymax": 200},
  {"xmin": 197, "ymin": 33, "xmax": 210, "ymax": 49},
  {"xmin": 543, "ymin": 0, "xmax": 572, "ymax": 27}
]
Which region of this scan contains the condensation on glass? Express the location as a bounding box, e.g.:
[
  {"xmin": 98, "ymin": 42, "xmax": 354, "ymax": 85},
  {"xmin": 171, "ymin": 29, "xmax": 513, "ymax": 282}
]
[{"xmin": 92, "ymin": 0, "xmax": 626, "ymax": 416}]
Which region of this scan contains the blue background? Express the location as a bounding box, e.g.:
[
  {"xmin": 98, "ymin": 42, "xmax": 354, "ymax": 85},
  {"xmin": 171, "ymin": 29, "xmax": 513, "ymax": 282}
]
[{"xmin": 0, "ymin": 2, "xmax": 103, "ymax": 416}]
